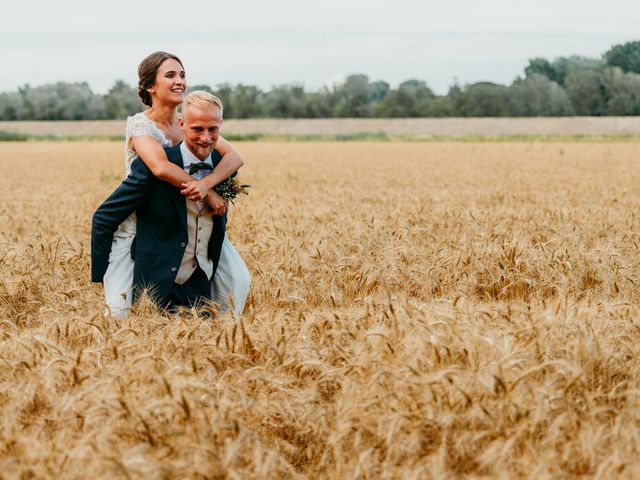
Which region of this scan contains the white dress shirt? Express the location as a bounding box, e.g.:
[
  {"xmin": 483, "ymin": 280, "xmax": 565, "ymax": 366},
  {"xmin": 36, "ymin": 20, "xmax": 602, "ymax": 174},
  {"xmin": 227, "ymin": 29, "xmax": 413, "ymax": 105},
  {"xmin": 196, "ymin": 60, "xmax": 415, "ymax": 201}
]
[{"xmin": 174, "ymin": 143, "xmax": 215, "ymax": 284}]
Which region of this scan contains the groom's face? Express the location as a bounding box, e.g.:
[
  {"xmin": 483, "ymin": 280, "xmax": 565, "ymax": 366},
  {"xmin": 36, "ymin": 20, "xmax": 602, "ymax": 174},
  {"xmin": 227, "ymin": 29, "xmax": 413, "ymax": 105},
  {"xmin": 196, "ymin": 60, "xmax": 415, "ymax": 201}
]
[{"xmin": 179, "ymin": 105, "xmax": 222, "ymax": 160}]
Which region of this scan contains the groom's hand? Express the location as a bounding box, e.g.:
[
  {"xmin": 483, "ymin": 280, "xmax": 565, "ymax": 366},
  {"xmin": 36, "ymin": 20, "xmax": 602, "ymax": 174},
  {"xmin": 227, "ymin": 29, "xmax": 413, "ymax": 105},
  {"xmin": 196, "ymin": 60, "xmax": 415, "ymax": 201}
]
[{"xmin": 204, "ymin": 190, "xmax": 228, "ymax": 216}]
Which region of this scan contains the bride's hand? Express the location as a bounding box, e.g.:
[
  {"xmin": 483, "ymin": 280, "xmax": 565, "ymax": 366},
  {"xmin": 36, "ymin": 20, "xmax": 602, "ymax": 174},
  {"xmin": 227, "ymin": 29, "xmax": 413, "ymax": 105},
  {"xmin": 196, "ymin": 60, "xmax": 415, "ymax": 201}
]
[{"xmin": 180, "ymin": 179, "xmax": 209, "ymax": 201}]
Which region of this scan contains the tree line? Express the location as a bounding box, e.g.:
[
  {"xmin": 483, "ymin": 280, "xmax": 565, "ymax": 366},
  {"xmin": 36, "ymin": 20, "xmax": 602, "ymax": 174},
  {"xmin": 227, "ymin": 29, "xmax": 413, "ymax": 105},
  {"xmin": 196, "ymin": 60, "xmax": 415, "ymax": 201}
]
[{"xmin": 2, "ymin": 41, "xmax": 640, "ymax": 120}]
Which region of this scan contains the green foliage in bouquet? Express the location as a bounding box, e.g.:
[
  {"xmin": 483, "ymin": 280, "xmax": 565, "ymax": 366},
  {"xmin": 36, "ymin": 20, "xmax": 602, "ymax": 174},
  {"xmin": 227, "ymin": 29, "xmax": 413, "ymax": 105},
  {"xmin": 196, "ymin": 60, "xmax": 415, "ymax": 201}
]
[{"xmin": 214, "ymin": 173, "xmax": 251, "ymax": 204}]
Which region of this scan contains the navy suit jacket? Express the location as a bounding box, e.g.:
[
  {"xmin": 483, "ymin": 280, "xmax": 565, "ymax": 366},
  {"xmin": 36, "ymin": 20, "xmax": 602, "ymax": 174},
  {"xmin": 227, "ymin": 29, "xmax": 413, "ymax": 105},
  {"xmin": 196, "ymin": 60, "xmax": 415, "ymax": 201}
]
[{"xmin": 91, "ymin": 143, "xmax": 226, "ymax": 306}]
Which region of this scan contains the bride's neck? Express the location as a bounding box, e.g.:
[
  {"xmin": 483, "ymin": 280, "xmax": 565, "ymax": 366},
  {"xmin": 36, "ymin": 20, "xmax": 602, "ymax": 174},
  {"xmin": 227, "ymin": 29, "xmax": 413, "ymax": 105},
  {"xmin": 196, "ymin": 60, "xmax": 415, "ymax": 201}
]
[{"xmin": 145, "ymin": 102, "xmax": 179, "ymax": 127}]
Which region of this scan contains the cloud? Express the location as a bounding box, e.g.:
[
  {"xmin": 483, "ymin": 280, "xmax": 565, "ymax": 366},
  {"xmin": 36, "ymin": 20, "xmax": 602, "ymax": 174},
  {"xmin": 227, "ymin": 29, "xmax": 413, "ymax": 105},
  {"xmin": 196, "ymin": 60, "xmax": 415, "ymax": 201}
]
[{"xmin": 1, "ymin": 0, "xmax": 638, "ymax": 94}]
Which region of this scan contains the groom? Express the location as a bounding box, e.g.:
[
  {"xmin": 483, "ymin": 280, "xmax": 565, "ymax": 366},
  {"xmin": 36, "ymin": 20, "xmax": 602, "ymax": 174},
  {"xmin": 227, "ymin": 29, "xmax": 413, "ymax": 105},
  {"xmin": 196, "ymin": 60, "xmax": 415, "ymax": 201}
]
[{"xmin": 92, "ymin": 91, "xmax": 227, "ymax": 310}]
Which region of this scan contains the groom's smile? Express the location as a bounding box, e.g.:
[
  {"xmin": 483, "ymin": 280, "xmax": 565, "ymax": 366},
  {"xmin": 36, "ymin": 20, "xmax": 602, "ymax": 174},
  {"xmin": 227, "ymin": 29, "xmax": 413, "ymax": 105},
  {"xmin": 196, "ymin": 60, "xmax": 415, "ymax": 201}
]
[{"xmin": 179, "ymin": 103, "xmax": 222, "ymax": 160}]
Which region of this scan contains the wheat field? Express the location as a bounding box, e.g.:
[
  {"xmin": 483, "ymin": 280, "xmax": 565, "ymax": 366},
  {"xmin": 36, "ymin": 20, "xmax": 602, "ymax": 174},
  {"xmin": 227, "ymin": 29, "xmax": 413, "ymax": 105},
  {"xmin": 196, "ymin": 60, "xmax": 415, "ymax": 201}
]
[{"xmin": 1, "ymin": 140, "xmax": 640, "ymax": 479}]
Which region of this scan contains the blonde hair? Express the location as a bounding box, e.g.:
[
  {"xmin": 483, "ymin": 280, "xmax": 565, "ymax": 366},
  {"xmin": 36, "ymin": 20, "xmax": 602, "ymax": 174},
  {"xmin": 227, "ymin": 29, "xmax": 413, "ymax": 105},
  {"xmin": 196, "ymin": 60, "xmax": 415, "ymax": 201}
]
[{"xmin": 182, "ymin": 91, "xmax": 224, "ymax": 117}]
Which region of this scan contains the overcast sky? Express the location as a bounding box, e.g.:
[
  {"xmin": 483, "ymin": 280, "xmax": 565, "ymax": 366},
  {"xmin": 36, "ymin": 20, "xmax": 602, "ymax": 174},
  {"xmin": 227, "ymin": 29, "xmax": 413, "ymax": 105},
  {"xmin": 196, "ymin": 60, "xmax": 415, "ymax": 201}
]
[{"xmin": 3, "ymin": 0, "xmax": 639, "ymax": 95}]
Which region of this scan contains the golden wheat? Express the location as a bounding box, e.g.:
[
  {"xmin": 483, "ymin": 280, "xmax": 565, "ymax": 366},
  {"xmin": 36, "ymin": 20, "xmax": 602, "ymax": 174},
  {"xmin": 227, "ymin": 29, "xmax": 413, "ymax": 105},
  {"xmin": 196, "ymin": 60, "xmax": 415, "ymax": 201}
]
[{"xmin": 1, "ymin": 141, "xmax": 640, "ymax": 478}]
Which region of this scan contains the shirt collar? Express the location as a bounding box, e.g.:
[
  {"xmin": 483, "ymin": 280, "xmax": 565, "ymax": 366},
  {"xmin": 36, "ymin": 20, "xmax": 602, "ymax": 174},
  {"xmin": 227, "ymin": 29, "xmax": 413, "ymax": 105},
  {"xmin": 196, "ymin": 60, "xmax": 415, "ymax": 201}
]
[{"xmin": 180, "ymin": 141, "xmax": 212, "ymax": 167}]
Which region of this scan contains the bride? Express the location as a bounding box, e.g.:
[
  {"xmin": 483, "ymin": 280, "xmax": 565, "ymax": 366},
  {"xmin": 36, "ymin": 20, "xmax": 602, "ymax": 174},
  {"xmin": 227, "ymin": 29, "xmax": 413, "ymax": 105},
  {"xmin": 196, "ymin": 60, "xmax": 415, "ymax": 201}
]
[{"xmin": 103, "ymin": 51, "xmax": 250, "ymax": 317}]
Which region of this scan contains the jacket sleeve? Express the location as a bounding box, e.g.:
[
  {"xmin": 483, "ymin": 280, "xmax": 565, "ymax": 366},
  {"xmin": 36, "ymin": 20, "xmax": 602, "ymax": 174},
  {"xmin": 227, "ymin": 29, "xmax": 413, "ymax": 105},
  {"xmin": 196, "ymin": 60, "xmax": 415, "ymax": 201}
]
[{"xmin": 90, "ymin": 158, "xmax": 155, "ymax": 283}]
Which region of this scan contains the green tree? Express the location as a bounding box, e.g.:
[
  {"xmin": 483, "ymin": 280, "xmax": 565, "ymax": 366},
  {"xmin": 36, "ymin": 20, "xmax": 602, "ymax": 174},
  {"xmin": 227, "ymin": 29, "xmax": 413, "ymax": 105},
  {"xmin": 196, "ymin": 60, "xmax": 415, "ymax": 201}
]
[
  {"xmin": 304, "ymin": 88, "xmax": 335, "ymax": 118},
  {"xmin": 231, "ymin": 84, "xmax": 263, "ymax": 119},
  {"xmin": 104, "ymin": 80, "xmax": 142, "ymax": 119},
  {"xmin": 333, "ymin": 74, "xmax": 372, "ymax": 117},
  {"xmin": 564, "ymin": 70, "xmax": 606, "ymax": 115},
  {"xmin": 525, "ymin": 56, "xmax": 604, "ymax": 86},
  {"xmin": 57, "ymin": 82, "xmax": 100, "ymax": 119},
  {"xmin": 374, "ymin": 79, "xmax": 435, "ymax": 117},
  {"xmin": 453, "ymin": 82, "xmax": 510, "ymax": 117},
  {"xmin": 212, "ymin": 84, "xmax": 263, "ymax": 119},
  {"xmin": 214, "ymin": 84, "xmax": 234, "ymax": 118},
  {"xmin": 600, "ymin": 67, "xmax": 640, "ymax": 115},
  {"xmin": 368, "ymin": 80, "xmax": 390, "ymax": 104},
  {"xmin": 85, "ymin": 95, "xmax": 108, "ymax": 120},
  {"xmin": 263, "ymin": 84, "xmax": 307, "ymax": 118},
  {"xmin": 328, "ymin": 75, "xmax": 390, "ymax": 117},
  {"xmin": 17, "ymin": 82, "xmax": 100, "ymax": 120},
  {"xmin": 551, "ymin": 56, "xmax": 604, "ymax": 86},
  {"xmin": 605, "ymin": 40, "xmax": 640, "ymax": 74},
  {"xmin": 524, "ymin": 58, "xmax": 558, "ymax": 83},
  {"xmin": 416, "ymin": 97, "xmax": 454, "ymax": 117},
  {"xmin": 509, "ymin": 74, "xmax": 573, "ymax": 116},
  {"xmin": 0, "ymin": 92, "xmax": 26, "ymax": 120}
]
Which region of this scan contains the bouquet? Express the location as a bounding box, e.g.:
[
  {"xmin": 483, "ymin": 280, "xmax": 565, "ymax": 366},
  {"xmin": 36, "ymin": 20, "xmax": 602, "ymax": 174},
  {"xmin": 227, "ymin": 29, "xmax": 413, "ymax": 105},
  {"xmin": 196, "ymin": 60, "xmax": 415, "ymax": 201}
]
[{"xmin": 214, "ymin": 173, "xmax": 251, "ymax": 204}]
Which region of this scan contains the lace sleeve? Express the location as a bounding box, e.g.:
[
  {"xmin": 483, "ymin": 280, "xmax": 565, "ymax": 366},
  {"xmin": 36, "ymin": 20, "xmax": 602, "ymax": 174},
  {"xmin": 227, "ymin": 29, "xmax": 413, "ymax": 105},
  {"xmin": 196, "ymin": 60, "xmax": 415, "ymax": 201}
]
[
  {"xmin": 126, "ymin": 113, "xmax": 156, "ymax": 140},
  {"xmin": 124, "ymin": 113, "xmax": 158, "ymax": 175}
]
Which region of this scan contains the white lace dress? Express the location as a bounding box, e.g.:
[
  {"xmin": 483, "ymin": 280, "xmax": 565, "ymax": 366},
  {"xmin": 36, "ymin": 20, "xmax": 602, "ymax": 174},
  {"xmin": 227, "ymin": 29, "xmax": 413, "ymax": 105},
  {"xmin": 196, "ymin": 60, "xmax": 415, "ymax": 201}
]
[{"xmin": 103, "ymin": 112, "xmax": 250, "ymax": 317}]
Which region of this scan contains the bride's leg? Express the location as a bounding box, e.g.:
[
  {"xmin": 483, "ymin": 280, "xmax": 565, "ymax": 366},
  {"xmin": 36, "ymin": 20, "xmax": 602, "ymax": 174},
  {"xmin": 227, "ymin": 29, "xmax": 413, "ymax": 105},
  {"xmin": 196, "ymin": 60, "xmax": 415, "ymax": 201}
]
[
  {"xmin": 212, "ymin": 235, "xmax": 251, "ymax": 315},
  {"xmin": 103, "ymin": 235, "xmax": 134, "ymax": 318}
]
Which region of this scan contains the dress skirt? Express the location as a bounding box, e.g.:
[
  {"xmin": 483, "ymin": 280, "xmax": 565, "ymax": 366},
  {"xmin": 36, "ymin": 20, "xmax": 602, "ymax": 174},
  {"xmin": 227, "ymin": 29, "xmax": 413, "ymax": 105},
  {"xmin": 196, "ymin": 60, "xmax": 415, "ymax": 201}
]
[{"xmin": 103, "ymin": 230, "xmax": 250, "ymax": 318}]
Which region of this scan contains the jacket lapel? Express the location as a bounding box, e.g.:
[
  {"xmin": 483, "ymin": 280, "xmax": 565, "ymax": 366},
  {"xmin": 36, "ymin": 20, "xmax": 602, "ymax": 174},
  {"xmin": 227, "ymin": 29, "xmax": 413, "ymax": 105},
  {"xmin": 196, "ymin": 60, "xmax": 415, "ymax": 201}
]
[{"xmin": 165, "ymin": 144, "xmax": 188, "ymax": 230}]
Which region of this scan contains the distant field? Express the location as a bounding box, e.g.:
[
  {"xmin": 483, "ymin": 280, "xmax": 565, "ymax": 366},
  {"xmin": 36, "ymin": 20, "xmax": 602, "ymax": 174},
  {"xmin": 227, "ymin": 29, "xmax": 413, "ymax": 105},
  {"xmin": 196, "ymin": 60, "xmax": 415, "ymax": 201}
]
[
  {"xmin": 2, "ymin": 116, "xmax": 640, "ymax": 138},
  {"xmin": 2, "ymin": 141, "xmax": 640, "ymax": 477}
]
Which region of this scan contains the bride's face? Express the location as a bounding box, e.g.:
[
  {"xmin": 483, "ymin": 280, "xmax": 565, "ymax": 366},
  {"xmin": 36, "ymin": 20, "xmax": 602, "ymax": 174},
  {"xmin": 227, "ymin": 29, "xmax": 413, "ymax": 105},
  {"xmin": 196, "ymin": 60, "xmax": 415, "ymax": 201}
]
[{"xmin": 148, "ymin": 59, "xmax": 186, "ymax": 106}]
